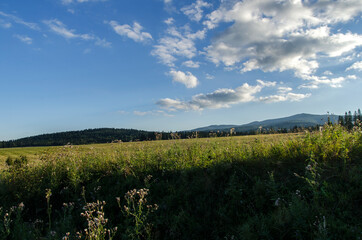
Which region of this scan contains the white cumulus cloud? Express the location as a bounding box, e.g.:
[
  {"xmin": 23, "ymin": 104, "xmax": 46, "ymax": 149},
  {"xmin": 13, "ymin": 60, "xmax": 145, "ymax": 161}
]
[
  {"xmin": 108, "ymin": 21, "xmax": 152, "ymax": 43},
  {"xmin": 347, "ymin": 75, "xmax": 357, "ymax": 80},
  {"xmin": 278, "ymin": 87, "xmax": 293, "ymax": 93},
  {"xmin": 157, "ymin": 79, "xmax": 311, "ymax": 111},
  {"xmin": 157, "ymin": 81, "xmax": 275, "ymax": 111},
  {"xmin": 169, "ymin": 70, "xmax": 199, "ymax": 88},
  {"xmin": 182, "ymin": 60, "xmax": 200, "ymax": 68},
  {"xmin": 299, "ymin": 75, "xmax": 347, "ymax": 89},
  {"xmin": 323, "ymin": 71, "xmax": 333, "ymax": 76},
  {"xmin": 152, "ymin": 26, "xmax": 206, "ymax": 66},
  {"xmin": 157, "ymin": 83, "xmax": 263, "ymax": 111},
  {"xmin": 164, "ymin": 18, "xmax": 174, "ymax": 25},
  {"xmin": 346, "ymin": 61, "xmax": 362, "ymax": 71},
  {"xmin": 256, "ymin": 80, "xmax": 276, "ymax": 87},
  {"xmin": 181, "ymin": 0, "xmax": 212, "ymax": 22},
  {"xmin": 157, "ymin": 85, "xmax": 258, "ymax": 111},
  {"xmin": 203, "ymin": 0, "xmax": 362, "ymax": 77},
  {"xmin": 260, "ymin": 92, "xmax": 311, "ymax": 103}
]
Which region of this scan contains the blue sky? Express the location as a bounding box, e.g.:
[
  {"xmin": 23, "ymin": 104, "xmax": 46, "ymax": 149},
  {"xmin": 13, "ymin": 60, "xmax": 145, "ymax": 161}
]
[{"xmin": 1, "ymin": 0, "xmax": 361, "ymax": 140}]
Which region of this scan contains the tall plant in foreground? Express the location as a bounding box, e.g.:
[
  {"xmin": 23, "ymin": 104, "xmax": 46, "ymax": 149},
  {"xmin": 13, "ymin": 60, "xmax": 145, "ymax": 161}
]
[
  {"xmin": 78, "ymin": 200, "xmax": 117, "ymax": 240},
  {"xmin": 119, "ymin": 188, "xmax": 158, "ymax": 240},
  {"xmin": 74, "ymin": 187, "xmax": 117, "ymax": 240}
]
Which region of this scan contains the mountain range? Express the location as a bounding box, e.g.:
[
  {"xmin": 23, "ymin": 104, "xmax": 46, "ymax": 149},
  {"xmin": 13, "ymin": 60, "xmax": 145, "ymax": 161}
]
[{"xmin": 191, "ymin": 113, "xmax": 338, "ymax": 132}]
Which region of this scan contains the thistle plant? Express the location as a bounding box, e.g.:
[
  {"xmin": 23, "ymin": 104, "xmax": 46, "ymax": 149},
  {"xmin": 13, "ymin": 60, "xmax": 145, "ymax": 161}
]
[
  {"xmin": 79, "ymin": 200, "xmax": 117, "ymax": 240},
  {"xmin": 0, "ymin": 203, "xmax": 26, "ymax": 240},
  {"xmin": 0, "ymin": 206, "xmax": 12, "ymax": 239},
  {"xmin": 119, "ymin": 188, "xmax": 158, "ymax": 240}
]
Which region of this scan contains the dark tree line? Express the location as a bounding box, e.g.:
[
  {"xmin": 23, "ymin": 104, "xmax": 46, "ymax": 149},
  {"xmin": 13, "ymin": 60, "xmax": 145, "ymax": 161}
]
[
  {"xmin": 338, "ymin": 109, "xmax": 361, "ymax": 130},
  {"xmin": 0, "ymin": 127, "xmax": 315, "ymax": 148},
  {"xmin": 0, "ymin": 128, "xmax": 155, "ymax": 148},
  {"xmin": 0, "ymin": 128, "xmax": 256, "ymax": 148}
]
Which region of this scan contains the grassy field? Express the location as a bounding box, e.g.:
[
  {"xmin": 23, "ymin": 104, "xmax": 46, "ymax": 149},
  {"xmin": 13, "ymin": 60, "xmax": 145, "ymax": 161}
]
[
  {"xmin": 0, "ymin": 133, "xmax": 302, "ymax": 169},
  {"xmin": 0, "ymin": 126, "xmax": 361, "ymax": 239},
  {"xmin": 0, "ymin": 146, "xmax": 52, "ymax": 169}
]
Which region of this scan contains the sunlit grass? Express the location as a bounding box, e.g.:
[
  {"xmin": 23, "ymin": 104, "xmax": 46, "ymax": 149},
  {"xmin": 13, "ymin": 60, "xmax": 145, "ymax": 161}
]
[{"xmin": 0, "ymin": 133, "xmax": 302, "ymax": 170}]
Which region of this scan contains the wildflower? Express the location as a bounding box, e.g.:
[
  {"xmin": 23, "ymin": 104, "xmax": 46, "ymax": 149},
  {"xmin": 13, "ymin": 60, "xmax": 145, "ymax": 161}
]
[
  {"xmin": 62, "ymin": 232, "xmax": 71, "ymax": 240},
  {"xmin": 18, "ymin": 202, "xmax": 25, "ymax": 211},
  {"xmin": 79, "ymin": 200, "xmax": 116, "ymax": 239},
  {"xmin": 305, "ymin": 164, "xmax": 312, "ymax": 171}
]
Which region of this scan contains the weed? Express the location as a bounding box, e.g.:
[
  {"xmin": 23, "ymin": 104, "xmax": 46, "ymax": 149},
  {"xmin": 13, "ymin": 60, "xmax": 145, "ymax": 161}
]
[
  {"xmin": 119, "ymin": 188, "xmax": 158, "ymax": 240},
  {"xmin": 78, "ymin": 200, "xmax": 117, "ymax": 240}
]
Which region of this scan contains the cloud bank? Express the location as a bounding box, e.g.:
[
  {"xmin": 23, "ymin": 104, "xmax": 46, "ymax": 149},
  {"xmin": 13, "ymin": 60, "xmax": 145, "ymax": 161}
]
[
  {"xmin": 203, "ymin": 0, "xmax": 362, "ymax": 80},
  {"xmin": 157, "ymin": 80, "xmax": 309, "ymax": 111}
]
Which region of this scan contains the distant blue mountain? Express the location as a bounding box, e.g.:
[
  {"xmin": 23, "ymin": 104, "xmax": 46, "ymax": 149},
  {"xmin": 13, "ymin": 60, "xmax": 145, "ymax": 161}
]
[{"xmin": 191, "ymin": 113, "xmax": 339, "ymax": 132}]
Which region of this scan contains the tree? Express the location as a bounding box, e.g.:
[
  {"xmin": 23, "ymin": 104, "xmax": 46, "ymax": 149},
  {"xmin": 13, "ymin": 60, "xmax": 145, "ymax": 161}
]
[
  {"xmin": 345, "ymin": 111, "xmax": 353, "ymax": 130},
  {"xmin": 353, "ymin": 111, "xmax": 358, "ymax": 125},
  {"xmin": 338, "ymin": 116, "xmax": 344, "ymax": 126},
  {"xmin": 327, "ymin": 112, "xmax": 332, "ymax": 125}
]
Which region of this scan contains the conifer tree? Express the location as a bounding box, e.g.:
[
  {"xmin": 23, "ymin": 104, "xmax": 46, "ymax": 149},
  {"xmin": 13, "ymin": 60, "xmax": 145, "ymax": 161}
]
[
  {"xmin": 346, "ymin": 111, "xmax": 353, "ymax": 129},
  {"xmin": 338, "ymin": 116, "xmax": 344, "ymax": 126},
  {"xmin": 353, "ymin": 111, "xmax": 358, "ymax": 125}
]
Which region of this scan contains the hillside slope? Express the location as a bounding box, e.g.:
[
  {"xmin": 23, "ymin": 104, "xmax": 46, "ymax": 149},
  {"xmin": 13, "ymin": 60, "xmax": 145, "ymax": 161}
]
[
  {"xmin": 193, "ymin": 113, "xmax": 339, "ymax": 132},
  {"xmin": 0, "ymin": 128, "xmax": 154, "ymax": 148}
]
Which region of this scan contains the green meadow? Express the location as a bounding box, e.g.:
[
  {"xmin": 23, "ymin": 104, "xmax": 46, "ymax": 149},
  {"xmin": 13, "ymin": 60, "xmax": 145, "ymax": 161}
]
[
  {"xmin": 0, "ymin": 125, "xmax": 361, "ymax": 239},
  {"xmin": 0, "ymin": 134, "xmax": 301, "ymax": 170}
]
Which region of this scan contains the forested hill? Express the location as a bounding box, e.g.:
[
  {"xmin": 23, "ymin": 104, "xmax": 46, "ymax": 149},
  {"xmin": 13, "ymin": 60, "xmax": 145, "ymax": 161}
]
[{"xmin": 0, "ymin": 128, "xmax": 157, "ymax": 148}]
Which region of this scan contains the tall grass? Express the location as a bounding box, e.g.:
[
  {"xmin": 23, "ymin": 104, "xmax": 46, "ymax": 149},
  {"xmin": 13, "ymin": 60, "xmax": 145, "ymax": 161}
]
[{"xmin": 0, "ymin": 125, "xmax": 361, "ymax": 239}]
